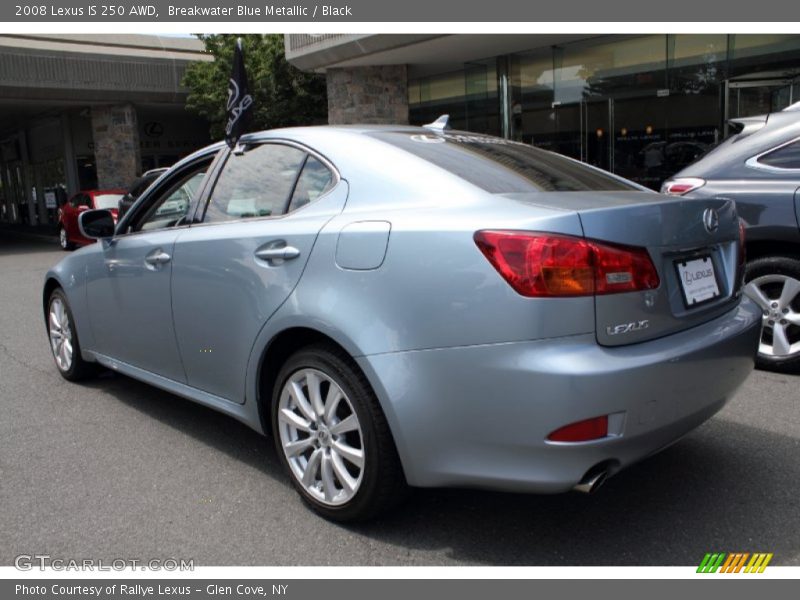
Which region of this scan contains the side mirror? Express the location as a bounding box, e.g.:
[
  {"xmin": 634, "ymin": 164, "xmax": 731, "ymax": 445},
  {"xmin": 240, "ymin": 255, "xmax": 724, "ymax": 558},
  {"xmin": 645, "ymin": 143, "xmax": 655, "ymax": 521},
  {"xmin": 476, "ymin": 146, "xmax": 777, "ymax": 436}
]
[{"xmin": 79, "ymin": 209, "xmax": 115, "ymax": 240}]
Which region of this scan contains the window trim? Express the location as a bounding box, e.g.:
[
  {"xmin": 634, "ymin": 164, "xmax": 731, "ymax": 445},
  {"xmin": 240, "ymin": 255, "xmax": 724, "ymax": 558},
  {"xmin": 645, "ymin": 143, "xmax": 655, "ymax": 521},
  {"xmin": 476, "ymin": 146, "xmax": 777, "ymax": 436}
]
[
  {"xmin": 746, "ymin": 135, "xmax": 800, "ymax": 173},
  {"xmin": 195, "ymin": 138, "xmax": 341, "ymax": 228},
  {"xmin": 283, "ymin": 153, "xmax": 310, "ymax": 215}
]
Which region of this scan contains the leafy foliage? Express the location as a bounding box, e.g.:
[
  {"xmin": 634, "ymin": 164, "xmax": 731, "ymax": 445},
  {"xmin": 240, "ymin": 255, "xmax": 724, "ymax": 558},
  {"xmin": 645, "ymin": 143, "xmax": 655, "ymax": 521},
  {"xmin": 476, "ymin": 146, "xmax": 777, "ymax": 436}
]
[{"xmin": 183, "ymin": 34, "xmax": 328, "ymax": 140}]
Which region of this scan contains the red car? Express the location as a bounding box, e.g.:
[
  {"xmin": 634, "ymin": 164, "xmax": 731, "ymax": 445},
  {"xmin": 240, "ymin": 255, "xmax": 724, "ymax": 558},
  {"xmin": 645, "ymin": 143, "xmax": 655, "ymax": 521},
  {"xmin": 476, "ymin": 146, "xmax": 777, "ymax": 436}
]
[{"xmin": 58, "ymin": 189, "xmax": 125, "ymax": 250}]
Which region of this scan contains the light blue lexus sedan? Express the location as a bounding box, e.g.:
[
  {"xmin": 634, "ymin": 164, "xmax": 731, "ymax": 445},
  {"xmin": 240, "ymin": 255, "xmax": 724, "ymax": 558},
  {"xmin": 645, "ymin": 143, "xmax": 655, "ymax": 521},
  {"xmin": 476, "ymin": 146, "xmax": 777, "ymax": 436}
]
[{"xmin": 44, "ymin": 123, "xmax": 761, "ymax": 521}]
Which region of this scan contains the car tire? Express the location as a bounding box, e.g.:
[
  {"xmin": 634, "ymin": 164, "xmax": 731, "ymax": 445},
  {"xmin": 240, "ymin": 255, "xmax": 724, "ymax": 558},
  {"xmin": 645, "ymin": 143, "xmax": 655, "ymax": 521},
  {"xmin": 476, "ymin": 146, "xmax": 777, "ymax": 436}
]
[
  {"xmin": 271, "ymin": 344, "xmax": 408, "ymax": 521},
  {"xmin": 47, "ymin": 288, "xmax": 97, "ymax": 381},
  {"xmin": 744, "ymin": 255, "xmax": 800, "ymax": 373},
  {"xmin": 58, "ymin": 227, "xmax": 75, "ymax": 251}
]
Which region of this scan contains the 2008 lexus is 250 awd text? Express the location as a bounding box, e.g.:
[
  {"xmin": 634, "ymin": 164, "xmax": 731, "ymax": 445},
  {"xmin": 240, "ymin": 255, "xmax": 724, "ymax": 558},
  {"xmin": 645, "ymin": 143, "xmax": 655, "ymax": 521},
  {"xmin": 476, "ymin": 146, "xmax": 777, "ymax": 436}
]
[{"xmin": 43, "ymin": 122, "xmax": 761, "ymax": 521}]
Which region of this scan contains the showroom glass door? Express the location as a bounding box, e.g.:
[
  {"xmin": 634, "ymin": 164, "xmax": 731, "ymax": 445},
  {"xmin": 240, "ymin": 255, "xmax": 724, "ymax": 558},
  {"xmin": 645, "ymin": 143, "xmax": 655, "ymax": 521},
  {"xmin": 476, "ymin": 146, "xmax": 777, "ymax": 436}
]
[
  {"xmin": 551, "ymin": 99, "xmax": 611, "ymax": 171},
  {"xmin": 726, "ymin": 77, "xmax": 799, "ymax": 119},
  {"xmin": 612, "ymin": 95, "xmax": 670, "ymax": 190},
  {"xmin": 551, "ymin": 101, "xmax": 583, "ymax": 161},
  {"xmin": 585, "ymin": 99, "xmax": 611, "ymax": 171},
  {"xmin": 529, "ymin": 93, "xmax": 707, "ymax": 190}
]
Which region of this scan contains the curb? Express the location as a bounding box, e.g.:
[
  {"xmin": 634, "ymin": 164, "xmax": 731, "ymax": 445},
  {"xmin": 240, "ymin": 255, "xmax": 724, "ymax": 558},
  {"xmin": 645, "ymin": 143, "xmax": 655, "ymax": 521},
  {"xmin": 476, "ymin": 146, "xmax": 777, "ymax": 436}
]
[{"xmin": 0, "ymin": 228, "xmax": 60, "ymax": 245}]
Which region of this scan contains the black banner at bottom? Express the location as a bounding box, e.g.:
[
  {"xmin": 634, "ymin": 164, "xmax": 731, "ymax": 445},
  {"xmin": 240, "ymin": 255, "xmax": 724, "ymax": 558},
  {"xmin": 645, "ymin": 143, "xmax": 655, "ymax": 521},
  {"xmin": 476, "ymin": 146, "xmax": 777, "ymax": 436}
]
[{"xmin": 2, "ymin": 579, "xmax": 795, "ymax": 600}]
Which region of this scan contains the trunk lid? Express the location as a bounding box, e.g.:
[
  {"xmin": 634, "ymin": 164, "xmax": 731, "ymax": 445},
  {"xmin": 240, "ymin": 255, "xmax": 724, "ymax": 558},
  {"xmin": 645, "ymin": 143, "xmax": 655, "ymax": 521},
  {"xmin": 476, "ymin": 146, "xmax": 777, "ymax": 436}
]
[{"xmin": 502, "ymin": 191, "xmax": 743, "ymax": 345}]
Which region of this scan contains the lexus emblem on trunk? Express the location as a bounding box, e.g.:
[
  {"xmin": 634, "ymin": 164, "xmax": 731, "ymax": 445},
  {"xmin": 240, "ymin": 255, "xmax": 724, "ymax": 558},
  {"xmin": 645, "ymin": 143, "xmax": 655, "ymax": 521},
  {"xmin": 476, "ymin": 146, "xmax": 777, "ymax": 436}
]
[{"xmin": 703, "ymin": 208, "xmax": 720, "ymax": 234}]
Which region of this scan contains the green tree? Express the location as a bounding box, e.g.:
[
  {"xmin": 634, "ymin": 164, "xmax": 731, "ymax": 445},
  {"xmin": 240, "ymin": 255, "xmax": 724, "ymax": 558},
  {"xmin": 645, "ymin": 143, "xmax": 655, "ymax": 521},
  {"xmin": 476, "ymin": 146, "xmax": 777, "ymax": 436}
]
[{"xmin": 183, "ymin": 34, "xmax": 327, "ymax": 140}]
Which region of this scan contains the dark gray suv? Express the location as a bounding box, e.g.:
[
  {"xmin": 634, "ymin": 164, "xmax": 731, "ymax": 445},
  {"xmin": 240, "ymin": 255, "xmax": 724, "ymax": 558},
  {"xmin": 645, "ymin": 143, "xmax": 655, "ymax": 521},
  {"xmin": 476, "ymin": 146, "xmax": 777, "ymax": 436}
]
[{"xmin": 663, "ymin": 102, "xmax": 800, "ymax": 373}]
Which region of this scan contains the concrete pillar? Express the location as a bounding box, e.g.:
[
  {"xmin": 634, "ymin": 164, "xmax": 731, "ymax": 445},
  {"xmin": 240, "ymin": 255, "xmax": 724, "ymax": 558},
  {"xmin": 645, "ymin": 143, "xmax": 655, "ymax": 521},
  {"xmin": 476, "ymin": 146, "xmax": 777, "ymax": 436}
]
[
  {"xmin": 90, "ymin": 104, "xmax": 141, "ymax": 189},
  {"xmin": 17, "ymin": 129, "xmax": 36, "ymax": 225},
  {"xmin": 61, "ymin": 112, "xmax": 79, "ymax": 195},
  {"xmin": 326, "ymin": 66, "xmax": 409, "ymax": 125}
]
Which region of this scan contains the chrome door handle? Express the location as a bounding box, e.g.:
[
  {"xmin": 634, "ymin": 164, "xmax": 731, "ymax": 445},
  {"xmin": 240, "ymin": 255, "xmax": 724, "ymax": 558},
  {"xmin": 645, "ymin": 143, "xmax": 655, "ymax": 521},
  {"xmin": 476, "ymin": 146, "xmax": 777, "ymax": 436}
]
[
  {"xmin": 255, "ymin": 246, "xmax": 301, "ymax": 262},
  {"xmin": 144, "ymin": 250, "xmax": 171, "ymax": 266}
]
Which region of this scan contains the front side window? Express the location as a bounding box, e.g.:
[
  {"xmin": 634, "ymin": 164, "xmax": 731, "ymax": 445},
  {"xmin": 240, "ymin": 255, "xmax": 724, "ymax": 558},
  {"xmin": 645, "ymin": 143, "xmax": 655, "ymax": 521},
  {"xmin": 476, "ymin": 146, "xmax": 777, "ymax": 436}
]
[
  {"xmin": 135, "ymin": 165, "xmax": 210, "ymax": 232},
  {"xmin": 204, "ymin": 144, "xmax": 306, "ymax": 223},
  {"xmin": 757, "ymin": 139, "xmax": 800, "ymax": 169}
]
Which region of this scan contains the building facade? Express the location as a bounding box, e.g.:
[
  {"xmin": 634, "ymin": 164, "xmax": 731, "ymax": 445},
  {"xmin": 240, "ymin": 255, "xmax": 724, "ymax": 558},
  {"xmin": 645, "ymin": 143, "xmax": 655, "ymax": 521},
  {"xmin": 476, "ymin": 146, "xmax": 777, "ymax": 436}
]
[
  {"xmin": 287, "ymin": 33, "xmax": 800, "ymax": 190},
  {"xmin": 0, "ymin": 34, "xmax": 212, "ymax": 228}
]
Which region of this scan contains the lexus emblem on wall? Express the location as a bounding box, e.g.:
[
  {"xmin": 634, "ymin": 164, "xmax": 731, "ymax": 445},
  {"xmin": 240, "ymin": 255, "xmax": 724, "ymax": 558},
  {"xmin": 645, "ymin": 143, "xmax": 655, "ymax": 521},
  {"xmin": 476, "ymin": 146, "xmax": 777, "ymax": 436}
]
[
  {"xmin": 703, "ymin": 208, "xmax": 720, "ymax": 234},
  {"xmin": 144, "ymin": 122, "xmax": 164, "ymax": 138}
]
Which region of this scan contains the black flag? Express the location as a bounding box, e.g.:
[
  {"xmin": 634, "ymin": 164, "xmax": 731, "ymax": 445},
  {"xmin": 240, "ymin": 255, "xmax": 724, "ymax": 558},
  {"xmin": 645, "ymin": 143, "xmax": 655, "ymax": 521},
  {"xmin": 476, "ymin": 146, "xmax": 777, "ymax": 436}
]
[{"xmin": 225, "ymin": 38, "xmax": 254, "ymax": 148}]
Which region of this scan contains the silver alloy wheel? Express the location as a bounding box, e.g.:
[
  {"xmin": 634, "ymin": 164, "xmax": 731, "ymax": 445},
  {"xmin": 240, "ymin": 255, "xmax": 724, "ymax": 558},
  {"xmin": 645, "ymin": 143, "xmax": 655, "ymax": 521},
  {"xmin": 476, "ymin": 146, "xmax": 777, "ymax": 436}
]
[
  {"xmin": 59, "ymin": 228, "xmax": 68, "ymax": 249},
  {"xmin": 745, "ymin": 274, "xmax": 800, "ymax": 358},
  {"xmin": 48, "ymin": 297, "xmax": 73, "ymax": 372},
  {"xmin": 277, "ymin": 368, "xmax": 364, "ymax": 506}
]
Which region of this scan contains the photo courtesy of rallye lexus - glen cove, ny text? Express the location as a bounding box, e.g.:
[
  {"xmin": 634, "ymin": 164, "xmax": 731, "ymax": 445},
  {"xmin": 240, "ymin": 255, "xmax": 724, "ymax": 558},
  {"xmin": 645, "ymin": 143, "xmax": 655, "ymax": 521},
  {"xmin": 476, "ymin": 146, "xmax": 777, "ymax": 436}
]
[{"xmin": 42, "ymin": 36, "xmax": 785, "ymax": 524}]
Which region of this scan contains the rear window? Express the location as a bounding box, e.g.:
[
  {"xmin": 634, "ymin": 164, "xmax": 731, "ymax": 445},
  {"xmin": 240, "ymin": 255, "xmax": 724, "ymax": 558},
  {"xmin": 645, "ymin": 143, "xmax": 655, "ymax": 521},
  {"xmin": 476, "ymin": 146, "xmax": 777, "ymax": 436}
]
[{"xmin": 369, "ymin": 131, "xmax": 637, "ymax": 193}]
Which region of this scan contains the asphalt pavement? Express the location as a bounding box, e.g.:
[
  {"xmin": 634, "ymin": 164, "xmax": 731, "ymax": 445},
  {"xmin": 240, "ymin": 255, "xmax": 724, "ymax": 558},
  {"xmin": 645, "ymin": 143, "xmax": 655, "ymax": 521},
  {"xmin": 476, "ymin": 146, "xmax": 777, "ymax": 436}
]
[{"xmin": 1, "ymin": 232, "xmax": 798, "ymax": 566}]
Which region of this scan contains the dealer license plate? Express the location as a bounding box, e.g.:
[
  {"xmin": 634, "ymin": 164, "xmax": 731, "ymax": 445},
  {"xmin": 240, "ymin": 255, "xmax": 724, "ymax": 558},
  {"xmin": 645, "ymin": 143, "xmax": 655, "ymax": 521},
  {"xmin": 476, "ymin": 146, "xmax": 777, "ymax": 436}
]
[{"xmin": 675, "ymin": 256, "xmax": 720, "ymax": 306}]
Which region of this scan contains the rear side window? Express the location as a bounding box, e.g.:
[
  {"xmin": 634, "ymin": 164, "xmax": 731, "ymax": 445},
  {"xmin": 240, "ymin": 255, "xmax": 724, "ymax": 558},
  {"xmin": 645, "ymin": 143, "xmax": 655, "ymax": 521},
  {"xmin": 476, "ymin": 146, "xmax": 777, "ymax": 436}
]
[
  {"xmin": 204, "ymin": 144, "xmax": 306, "ymax": 222},
  {"xmin": 369, "ymin": 131, "xmax": 637, "ymax": 193},
  {"xmin": 134, "ymin": 163, "xmax": 211, "ymax": 233},
  {"xmin": 757, "ymin": 139, "xmax": 800, "ymax": 169}
]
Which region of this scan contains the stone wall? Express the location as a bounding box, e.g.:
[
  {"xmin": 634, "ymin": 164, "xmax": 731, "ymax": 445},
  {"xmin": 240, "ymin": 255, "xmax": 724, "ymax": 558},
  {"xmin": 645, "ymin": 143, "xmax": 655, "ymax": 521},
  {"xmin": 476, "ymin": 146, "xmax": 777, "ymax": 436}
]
[
  {"xmin": 326, "ymin": 66, "xmax": 409, "ymax": 125},
  {"xmin": 90, "ymin": 104, "xmax": 141, "ymax": 189}
]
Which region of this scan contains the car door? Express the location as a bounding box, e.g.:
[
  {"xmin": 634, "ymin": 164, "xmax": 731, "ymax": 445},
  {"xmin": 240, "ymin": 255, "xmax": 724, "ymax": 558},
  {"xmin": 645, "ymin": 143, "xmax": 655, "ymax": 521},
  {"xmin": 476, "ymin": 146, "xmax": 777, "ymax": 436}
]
[
  {"xmin": 85, "ymin": 156, "xmax": 217, "ymax": 382},
  {"xmin": 170, "ymin": 141, "xmax": 345, "ymax": 404},
  {"xmin": 58, "ymin": 194, "xmax": 74, "ymax": 237}
]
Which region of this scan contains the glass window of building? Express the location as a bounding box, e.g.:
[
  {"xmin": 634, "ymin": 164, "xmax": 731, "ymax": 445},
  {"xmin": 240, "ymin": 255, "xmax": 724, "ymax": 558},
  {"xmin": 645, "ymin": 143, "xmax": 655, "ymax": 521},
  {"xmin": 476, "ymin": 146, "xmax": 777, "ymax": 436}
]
[
  {"xmin": 408, "ymin": 34, "xmax": 800, "ymax": 192},
  {"xmin": 509, "ymin": 50, "xmax": 555, "ymax": 147}
]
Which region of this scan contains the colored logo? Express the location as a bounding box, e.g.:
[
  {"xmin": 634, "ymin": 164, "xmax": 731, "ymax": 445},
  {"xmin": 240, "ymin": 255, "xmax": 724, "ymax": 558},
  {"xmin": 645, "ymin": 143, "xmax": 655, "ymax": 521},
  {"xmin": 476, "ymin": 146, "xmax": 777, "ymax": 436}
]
[{"xmin": 697, "ymin": 552, "xmax": 773, "ymax": 573}]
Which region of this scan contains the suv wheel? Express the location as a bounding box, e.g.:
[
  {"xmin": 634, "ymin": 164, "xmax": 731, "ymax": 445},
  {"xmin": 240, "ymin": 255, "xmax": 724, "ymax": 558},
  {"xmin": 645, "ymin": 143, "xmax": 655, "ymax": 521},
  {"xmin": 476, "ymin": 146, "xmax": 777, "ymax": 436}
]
[
  {"xmin": 272, "ymin": 344, "xmax": 407, "ymax": 521},
  {"xmin": 744, "ymin": 255, "xmax": 800, "ymax": 373}
]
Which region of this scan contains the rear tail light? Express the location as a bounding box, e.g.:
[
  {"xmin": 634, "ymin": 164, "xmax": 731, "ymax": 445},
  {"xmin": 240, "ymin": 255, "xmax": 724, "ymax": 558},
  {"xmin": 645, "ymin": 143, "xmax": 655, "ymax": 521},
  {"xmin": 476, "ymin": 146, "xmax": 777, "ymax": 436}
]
[
  {"xmin": 548, "ymin": 416, "xmax": 609, "ymax": 442},
  {"xmin": 474, "ymin": 231, "xmax": 660, "ymax": 297},
  {"xmin": 661, "ymin": 177, "xmax": 706, "ymax": 196}
]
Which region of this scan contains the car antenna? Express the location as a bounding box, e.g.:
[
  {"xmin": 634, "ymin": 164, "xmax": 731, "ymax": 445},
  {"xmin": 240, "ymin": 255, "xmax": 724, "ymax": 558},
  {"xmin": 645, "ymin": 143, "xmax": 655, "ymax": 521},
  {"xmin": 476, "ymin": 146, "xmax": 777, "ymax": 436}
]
[{"xmin": 423, "ymin": 114, "xmax": 451, "ymax": 131}]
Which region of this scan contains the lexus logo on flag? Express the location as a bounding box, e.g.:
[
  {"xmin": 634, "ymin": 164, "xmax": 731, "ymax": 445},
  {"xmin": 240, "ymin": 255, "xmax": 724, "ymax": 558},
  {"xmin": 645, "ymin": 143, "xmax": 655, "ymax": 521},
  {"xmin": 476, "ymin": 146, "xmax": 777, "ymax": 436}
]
[{"xmin": 225, "ymin": 38, "xmax": 254, "ymax": 148}]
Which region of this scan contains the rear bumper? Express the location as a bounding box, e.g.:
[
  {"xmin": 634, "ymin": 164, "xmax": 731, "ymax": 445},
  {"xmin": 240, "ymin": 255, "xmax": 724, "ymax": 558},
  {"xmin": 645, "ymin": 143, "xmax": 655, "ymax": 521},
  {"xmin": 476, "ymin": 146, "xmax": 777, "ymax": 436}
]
[{"xmin": 357, "ymin": 298, "xmax": 761, "ymax": 492}]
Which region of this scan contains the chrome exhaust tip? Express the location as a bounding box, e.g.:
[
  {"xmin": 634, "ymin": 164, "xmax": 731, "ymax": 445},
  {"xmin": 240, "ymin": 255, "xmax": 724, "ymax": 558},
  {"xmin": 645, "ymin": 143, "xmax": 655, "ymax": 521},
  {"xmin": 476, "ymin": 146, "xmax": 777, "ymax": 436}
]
[{"xmin": 572, "ymin": 469, "xmax": 608, "ymax": 494}]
